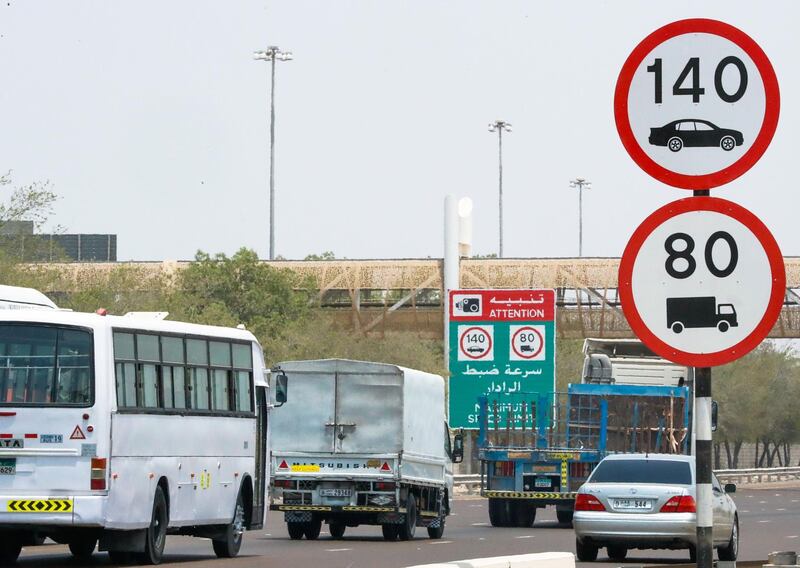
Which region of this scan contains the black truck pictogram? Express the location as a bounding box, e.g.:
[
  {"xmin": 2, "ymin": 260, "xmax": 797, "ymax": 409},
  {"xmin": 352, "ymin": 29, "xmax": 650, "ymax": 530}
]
[{"xmin": 666, "ymin": 296, "xmax": 738, "ymax": 333}]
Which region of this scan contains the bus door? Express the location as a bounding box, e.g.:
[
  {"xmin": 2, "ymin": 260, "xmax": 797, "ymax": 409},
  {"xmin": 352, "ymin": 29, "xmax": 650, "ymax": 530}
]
[{"xmin": 251, "ymin": 385, "xmax": 268, "ymax": 529}]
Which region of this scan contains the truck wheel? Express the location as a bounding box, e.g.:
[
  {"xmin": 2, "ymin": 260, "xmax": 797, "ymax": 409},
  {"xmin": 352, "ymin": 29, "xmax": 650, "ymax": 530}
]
[
  {"xmin": 512, "ymin": 501, "xmax": 535, "ymax": 527},
  {"xmin": 381, "ymin": 524, "xmax": 398, "ymax": 541},
  {"xmin": 0, "ymin": 542, "xmax": 22, "ymax": 564},
  {"xmin": 427, "ymin": 517, "xmax": 445, "ymax": 539},
  {"xmin": 138, "ymin": 485, "xmax": 168, "ymax": 565},
  {"xmin": 287, "ymin": 522, "xmax": 305, "ymax": 540},
  {"xmin": 304, "ymin": 518, "xmax": 322, "ymax": 540},
  {"xmin": 671, "ymin": 322, "xmax": 684, "ymax": 333},
  {"xmin": 488, "ymin": 498, "xmax": 510, "ymax": 527},
  {"xmin": 329, "ymin": 522, "xmax": 346, "ymax": 539},
  {"xmin": 556, "ymin": 509, "xmax": 573, "ymax": 525},
  {"xmin": 398, "ymin": 498, "xmax": 417, "ymax": 540},
  {"xmin": 718, "ymin": 321, "xmax": 730, "ymax": 332},
  {"xmin": 68, "ymin": 538, "xmax": 97, "ymax": 560},
  {"xmin": 212, "ymin": 491, "xmax": 245, "ymax": 558}
]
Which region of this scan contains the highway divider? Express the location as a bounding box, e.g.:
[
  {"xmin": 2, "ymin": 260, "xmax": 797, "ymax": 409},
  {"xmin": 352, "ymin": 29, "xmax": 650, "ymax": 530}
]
[{"xmin": 406, "ymin": 551, "xmax": 575, "ymax": 568}]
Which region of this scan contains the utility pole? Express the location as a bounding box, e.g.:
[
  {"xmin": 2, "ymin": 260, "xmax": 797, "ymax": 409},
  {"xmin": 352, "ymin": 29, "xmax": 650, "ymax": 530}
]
[
  {"xmin": 488, "ymin": 120, "xmax": 511, "ymax": 258},
  {"xmin": 569, "ymin": 177, "xmax": 592, "ymax": 257},
  {"xmin": 254, "ymin": 46, "xmax": 293, "ymax": 260}
]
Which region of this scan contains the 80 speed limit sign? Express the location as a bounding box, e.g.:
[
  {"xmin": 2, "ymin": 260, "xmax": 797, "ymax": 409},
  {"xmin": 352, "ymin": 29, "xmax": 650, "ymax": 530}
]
[
  {"xmin": 619, "ymin": 197, "xmax": 785, "ymax": 367},
  {"xmin": 615, "ymin": 18, "xmax": 780, "ymax": 190}
]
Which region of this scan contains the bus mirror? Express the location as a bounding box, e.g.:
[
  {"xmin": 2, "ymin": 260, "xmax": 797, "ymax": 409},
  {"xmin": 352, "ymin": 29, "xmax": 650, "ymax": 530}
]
[
  {"xmin": 711, "ymin": 400, "xmax": 718, "ymax": 432},
  {"xmin": 452, "ymin": 431, "xmax": 464, "ymax": 464},
  {"xmin": 274, "ymin": 369, "xmax": 288, "ymax": 407}
]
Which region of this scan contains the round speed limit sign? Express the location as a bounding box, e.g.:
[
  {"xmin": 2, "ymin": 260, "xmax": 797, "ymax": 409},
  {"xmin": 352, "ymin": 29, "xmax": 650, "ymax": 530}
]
[
  {"xmin": 619, "ymin": 197, "xmax": 784, "ymax": 367},
  {"xmin": 615, "ymin": 19, "xmax": 780, "ymax": 190}
]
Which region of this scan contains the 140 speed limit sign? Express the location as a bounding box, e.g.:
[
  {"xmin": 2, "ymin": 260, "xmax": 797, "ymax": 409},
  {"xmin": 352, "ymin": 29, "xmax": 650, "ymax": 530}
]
[
  {"xmin": 615, "ymin": 19, "xmax": 780, "ymax": 190},
  {"xmin": 619, "ymin": 197, "xmax": 785, "ymax": 367}
]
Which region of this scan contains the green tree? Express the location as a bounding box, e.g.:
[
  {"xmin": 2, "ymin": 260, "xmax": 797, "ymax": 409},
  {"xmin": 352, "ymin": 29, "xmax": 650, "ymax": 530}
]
[{"xmin": 304, "ymin": 251, "xmax": 336, "ymax": 261}]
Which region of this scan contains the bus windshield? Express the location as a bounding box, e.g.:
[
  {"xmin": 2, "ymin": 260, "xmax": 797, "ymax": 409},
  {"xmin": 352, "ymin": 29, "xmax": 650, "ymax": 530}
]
[{"xmin": 0, "ymin": 324, "xmax": 93, "ymax": 406}]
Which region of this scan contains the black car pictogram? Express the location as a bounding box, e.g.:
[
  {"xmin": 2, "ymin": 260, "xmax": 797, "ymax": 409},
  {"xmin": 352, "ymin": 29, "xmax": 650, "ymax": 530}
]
[
  {"xmin": 466, "ymin": 346, "xmax": 485, "ymax": 354},
  {"xmin": 520, "ymin": 345, "xmax": 534, "ymax": 353},
  {"xmin": 648, "ymin": 119, "xmax": 743, "ymax": 152}
]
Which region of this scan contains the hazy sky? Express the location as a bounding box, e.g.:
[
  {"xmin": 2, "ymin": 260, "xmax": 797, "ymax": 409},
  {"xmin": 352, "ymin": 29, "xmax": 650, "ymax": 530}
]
[{"xmin": 1, "ymin": 1, "xmax": 796, "ymax": 261}]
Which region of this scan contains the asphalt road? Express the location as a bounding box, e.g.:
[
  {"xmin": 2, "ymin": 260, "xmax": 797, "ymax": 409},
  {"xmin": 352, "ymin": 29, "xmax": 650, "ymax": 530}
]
[{"xmin": 15, "ymin": 487, "xmax": 800, "ymax": 568}]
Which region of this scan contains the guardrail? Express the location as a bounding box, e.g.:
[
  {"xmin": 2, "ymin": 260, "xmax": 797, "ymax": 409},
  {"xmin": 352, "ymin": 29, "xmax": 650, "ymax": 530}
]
[{"xmin": 454, "ymin": 467, "xmax": 800, "ymax": 494}]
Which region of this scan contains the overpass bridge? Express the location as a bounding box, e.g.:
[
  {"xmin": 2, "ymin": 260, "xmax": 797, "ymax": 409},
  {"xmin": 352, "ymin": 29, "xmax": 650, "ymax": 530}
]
[{"xmin": 47, "ymin": 257, "xmax": 800, "ymax": 339}]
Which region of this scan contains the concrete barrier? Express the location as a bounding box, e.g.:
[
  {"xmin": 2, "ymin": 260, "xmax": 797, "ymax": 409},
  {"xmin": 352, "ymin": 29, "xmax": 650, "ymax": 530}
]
[{"xmin": 406, "ymin": 551, "xmax": 575, "ymax": 568}]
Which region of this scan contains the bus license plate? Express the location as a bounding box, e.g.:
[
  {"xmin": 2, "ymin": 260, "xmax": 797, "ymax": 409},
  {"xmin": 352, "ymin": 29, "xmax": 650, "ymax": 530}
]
[
  {"xmin": 534, "ymin": 477, "xmax": 551, "ymax": 488},
  {"xmin": 0, "ymin": 458, "xmax": 15, "ymax": 475},
  {"xmin": 319, "ymin": 488, "xmax": 352, "ymax": 497}
]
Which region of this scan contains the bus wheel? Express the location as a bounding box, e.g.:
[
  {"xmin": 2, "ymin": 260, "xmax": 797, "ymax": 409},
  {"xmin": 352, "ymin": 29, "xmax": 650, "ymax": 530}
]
[
  {"xmin": 138, "ymin": 485, "xmax": 168, "ymax": 565},
  {"xmin": 213, "ymin": 491, "xmax": 245, "ymax": 558},
  {"xmin": 68, "ymin": 538, "xmax": 97, "ymax": 559},
  {"xmin": 0, "ymin": 541, "xmax": 22, "ymax": 564}
]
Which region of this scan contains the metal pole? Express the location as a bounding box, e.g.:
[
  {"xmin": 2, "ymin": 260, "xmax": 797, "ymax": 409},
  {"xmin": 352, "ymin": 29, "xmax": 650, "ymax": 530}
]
[
  {"xmin": 693, "ymin": 187, "xmax": 712, "ymax": 568},
  {"xmin": 498, "ymin": 128, "xmax": 503, "ymax": 259},
  {"xmin": 578, "ymin": 184, "xmax": 583, "ymax": 257},
  {"xmin": 268, "ymin": 54, "xmax": 277, "ymax": 260}
]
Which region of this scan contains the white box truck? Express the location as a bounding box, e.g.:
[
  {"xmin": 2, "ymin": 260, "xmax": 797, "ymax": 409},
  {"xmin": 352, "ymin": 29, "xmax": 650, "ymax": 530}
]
[{"xmin": 269, "ymin": 359, "xmax": 463, "ymax": 541}]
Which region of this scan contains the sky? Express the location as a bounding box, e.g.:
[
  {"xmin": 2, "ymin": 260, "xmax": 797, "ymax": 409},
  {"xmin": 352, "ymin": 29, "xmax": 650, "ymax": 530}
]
[{"xmin": 0, "ymin": 1, "xmax": 797, "ymax": 261}]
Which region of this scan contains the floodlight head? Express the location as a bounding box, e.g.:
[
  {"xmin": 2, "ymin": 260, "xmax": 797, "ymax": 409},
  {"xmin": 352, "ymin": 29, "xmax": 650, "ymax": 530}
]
[
  {"xmin": 488, "ymin": 124, "xmax": 496, "ymax": 132},
  {"xmin": 280, "ymin": 52, "xmax": 293, "ymax": 60},
  {"xmin": 457, "ymin": 197, "xmax": 473, "ymax": 217}
]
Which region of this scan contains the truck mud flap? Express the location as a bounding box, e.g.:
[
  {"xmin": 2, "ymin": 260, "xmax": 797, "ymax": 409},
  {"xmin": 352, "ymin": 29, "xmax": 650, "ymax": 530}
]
[{"xmin": 483, "ymin": 491, "xmax": 576, "ymax": 500}]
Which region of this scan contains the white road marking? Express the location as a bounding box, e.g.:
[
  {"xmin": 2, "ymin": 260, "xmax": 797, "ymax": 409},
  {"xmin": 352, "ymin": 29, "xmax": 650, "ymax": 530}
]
[
  {"xmin": 759, "ymin": 520, "xmax": 772, "ymax": 524},
  {"xmin": 478, "ymin": 537, "xmax": 486, "ymax": 541},
  {"xmin": 325, "ymin": 548, "xmax": 353, "ymax": 552},
  {"xmin": 472, "ymin": 522, "xmax": 489, "ymax": 526},
  {"xmin": 759, "ymin": 501, "xmax": 767, "ymax": 504},
  {"xmin": 787, "ymin": 535, "xmax": 799, "ymax": 539},
  {"xmin": 515, "ymin": 535, "xmax": 535, "ymax": 539},
  {"xmin": 777, "ymin": 508, "xmax": 786, "ymax": 511},
  {"xmin": 430, "ymin": 540, "xmax": 454, "ymax": 545}
]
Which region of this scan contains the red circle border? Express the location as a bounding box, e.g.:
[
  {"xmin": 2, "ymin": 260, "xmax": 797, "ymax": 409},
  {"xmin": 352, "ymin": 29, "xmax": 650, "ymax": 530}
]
[
  {"xmin": 614, "ymin": 18, "xmax": 780, "ymax": 190},
  {"xmin": 511, "ymin": 326, "xmax": 544, "ymax": 359},
  {"xmin": 618, "ymin": 197, "xmax": 785, "ymax": 367},
  {"xmin": 459, "ymin": 326, "xmax": 493, "ymax": 360}
]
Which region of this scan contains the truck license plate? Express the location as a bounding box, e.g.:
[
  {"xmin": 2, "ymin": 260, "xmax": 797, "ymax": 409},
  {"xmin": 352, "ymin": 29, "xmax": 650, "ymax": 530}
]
[
  {"xmin": 534, "ymin": 477, "xmax": 551, "ymax": 488},
  {"xmin": 613, "ymin": 498, "xmax": 651, "ymax": 510},
  {"xmin": 0, "ymin": 458, "xmax": 15, "ymax": 475},
  {"xmin": 319, "ymin": 488, "xmax": 352, "ymax": 497}
]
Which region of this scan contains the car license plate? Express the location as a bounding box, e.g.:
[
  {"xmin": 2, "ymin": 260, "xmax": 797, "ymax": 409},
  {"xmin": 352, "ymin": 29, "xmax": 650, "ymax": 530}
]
[
  {"xmin": 0, "ymin": 458, "xmax": 15, "ymax": 475},
  {"xmin": 319, "ymin": 488, "xmax": 352, "ymax": 497},
  {"xmin": 613, "ymin": 498, "xmax": 651, "ymax": 510},
  {"xmin": 534, "ymin": 477, "xmax": 551, "ymax": 488}
]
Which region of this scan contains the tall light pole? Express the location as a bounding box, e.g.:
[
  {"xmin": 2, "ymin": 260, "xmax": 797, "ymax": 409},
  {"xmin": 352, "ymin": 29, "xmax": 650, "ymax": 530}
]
[
  {"xmin": 488, "ymin": 120, "xmax": 511, "ymax": 258},
  {"xmin": 254, "ymin": 46, "xmax": 292, "ymax": 260},
  {"xmin": 569, "ymin": 177, "xmax": 592, "ymax": 257}
]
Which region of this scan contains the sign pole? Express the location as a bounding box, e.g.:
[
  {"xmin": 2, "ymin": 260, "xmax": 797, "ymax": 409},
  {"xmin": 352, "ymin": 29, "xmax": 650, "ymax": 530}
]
[{"xmin": 693, "ymin": 187, "xmax": 712, "ymax": 568}]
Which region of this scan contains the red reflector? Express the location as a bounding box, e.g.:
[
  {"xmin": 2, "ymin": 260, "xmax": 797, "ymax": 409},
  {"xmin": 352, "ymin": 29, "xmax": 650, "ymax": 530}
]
[
  {"xmin": 274, "ymin": 479, "xmax": 293, "ymax": 488},
  {"xmin": 278, "ymin": 460, "xmax": 289, "ymax": 470},
  {"xmin": 90, "ymin": 478, "xmax": 106, "ymax": 490},
  {"xmin": 25, "ymin": 434, "xmax": 37, "ymax": 439},
  {"xmin": 0, "ymin": 434, "xmax": 11, "ymax": 439},
  {"xmin": 0, "ymin": 412, "xmax": 16, "ymax": 417},
  {"xmin": 660, "ymin": 495, "xmax": 696, "ymax": 513},
  {"xmin": 380, "ymin": 462, "xmax": 391, "ymax": 472},
  {"xmin": 575, "ymin": 493, "xmax": 606, "ymax": 511},
  {"xmin": 375, "ymin": 482, "xmax": 396, "ymax": 491}
]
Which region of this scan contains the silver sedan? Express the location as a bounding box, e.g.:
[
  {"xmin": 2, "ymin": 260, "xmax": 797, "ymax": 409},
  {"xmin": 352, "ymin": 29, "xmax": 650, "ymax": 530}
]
[{"xmin": 573, "ymin": 453, "xmax": 738, "ymax": 562}]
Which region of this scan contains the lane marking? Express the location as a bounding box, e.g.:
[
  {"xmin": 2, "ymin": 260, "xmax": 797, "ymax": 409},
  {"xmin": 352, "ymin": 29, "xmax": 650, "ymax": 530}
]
[
  {"xmin": 777, "ymin": 508, "xmax": 786, "ymax": 511},
  {"xmin": 515, "ymin": 535, "xmax": 535, "ymax": 539},
  {"xmin": 741, "ymin": 510, "xmax": 750, "ymax": 513},
  {"xmin": 429, "ymin": 540, "xmax": 453, "ymax": 545},
  {"xmin": 787, "ymin": 535, "xmax": 799, "ymax": 539},
  {"xmin": 471, "ymin": 522, "xmax": 489, "ymax": 526},
  {"xmin": 759, "ymin": 520, "xmax": 772, "ymax": 524},
  {"xmin": 478, "ymin": 537, "xmax": 486, "ymax": 541},
  {"xmin": 325, "ymin": 548, "xmax": 353, "ymax": 552}
]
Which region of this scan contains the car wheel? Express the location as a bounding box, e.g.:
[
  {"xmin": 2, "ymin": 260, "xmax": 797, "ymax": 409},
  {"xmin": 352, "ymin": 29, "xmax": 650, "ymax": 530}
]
[
  {"xmin": 721, "ymin": 136, "xmax": 736, "ymax": 151},
  {"xmin": 329, "ymin": 521, "xmax": 346, "ymax": 540},
  {"xmin": 576, "ymin": 538, "xmax": 598, "ymax": 562},
  {"xmin": 671, "ymin": 322, "xmax": 684, "ymax": 334},
  {"xmin": 718, "ymin": 516, "xmax": 739, "ymax": 561},
  {"xmin": 718, "ymin": 321, "xmax": 730, "ymax": 332},
  {"xmin": 607, "ymin": 545, "xmax": 628, "ymax": 561},
  {"xmin": 668, "ymin": 137, "xmax": 683, "ymax": 152}
]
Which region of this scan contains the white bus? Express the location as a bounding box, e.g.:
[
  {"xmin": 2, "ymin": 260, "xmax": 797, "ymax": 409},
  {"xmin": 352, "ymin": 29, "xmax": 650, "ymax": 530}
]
[{"xmin": 0, "ymin": 308, "xmax": 276, "ymax": 564}]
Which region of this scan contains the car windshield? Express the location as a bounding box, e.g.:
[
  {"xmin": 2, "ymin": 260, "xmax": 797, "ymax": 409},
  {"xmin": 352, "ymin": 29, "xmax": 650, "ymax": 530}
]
[{"xmin": 589, "ymin": 459, "xmax": 692, "ymax": 485}]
